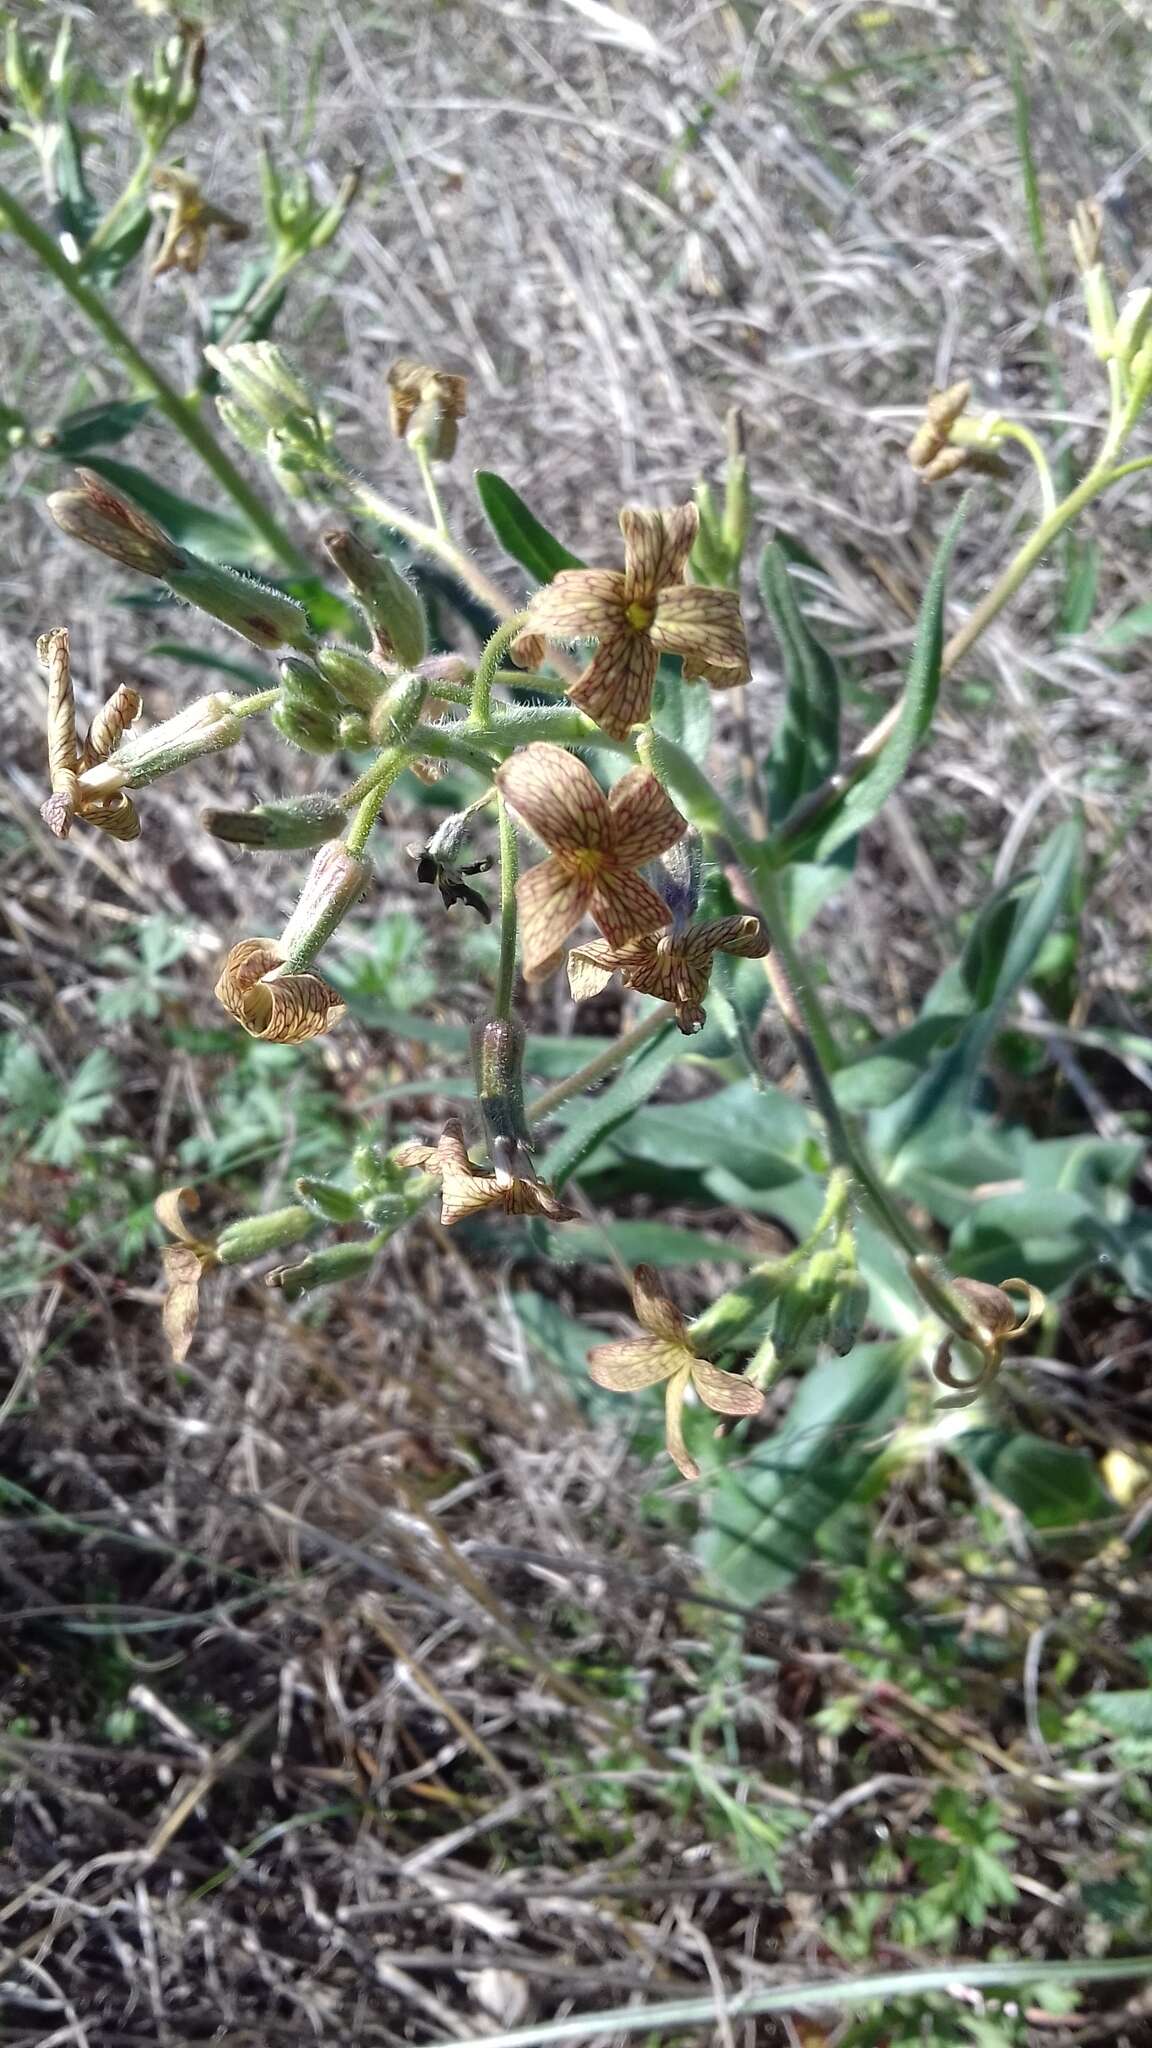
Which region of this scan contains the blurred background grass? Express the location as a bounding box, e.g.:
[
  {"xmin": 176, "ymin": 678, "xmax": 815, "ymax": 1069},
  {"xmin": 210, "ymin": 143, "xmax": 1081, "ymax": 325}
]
[{"xmin": 4, "ymin": 3, "xmax": 1152, "ymax": 2042}]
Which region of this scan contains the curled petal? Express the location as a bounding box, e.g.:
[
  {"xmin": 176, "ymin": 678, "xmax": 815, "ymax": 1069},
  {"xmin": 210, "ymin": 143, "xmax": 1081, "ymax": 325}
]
[
  {"xmin": 690, "ymin": 1359, "xmax": 764, "ymax": 1417},
  {"xmin": 40, "ymin": 786, "xmax": 77, "ymax": 839},
  {"xmin": 632, "ymin": 1263, "xmax": 690, "ymax": 1345},
  {"xmin": 567, "ymin": 940, "xmax": 621, "ymax": 1004},
  {"xmin": 39, "ymin": 627, "xmax": 78, "ymax": 788},
  {"xmin": 214, "ymin": 938, "xmax": 345, "ymax": 1043},
  {"xmin": 88, "ymin": 792, "xmax": 142, "ymax": 842},
  {"xmin": 700, "ymin": 914, "xmax": 770, "ymax": 960},
  {"xmin": 590, "ymin": 869, "xmax": 672, "ymax": 950},
  {"xmin": 161, "ymin": 1245, "xmax": 208, "ymax": 1365},
  {"xmin": 511, "ymin": 629, "xmax": 548, "ymax": 671},
  {"xmin": 567, "ymin": 630, "xmax": 658, "ymax": 740},
  {"xmin": 497, "ymin": 743, "xmax": 610, "ymax": 855},
  {"xmin": 663, "ymin": 1363, "xmax": 699, "ymax": 1480},
  {"xmin": 393, "ymin": 1138, "xmax": 440, "ymax": 1174},
  {"xmin": 588, "ymin": 1338, "xmax": 682, "ymax": 1391},
  {"xmin": 517, "ymin": 856, "xmax": 595, "ymax": 980},
  {"xmin": 620, "ymin": 504, "xmax": 699, "ymax": 603},
  {"xmin": 999, "ymin": 1277, "xmax": 1045, "ymax": 1339},
  {"xmin": 81, "ymin": 685, "xmax": 143, "ymax": 768},
  {"xmin": 156, "ymin": 1184, "xmax": 208, "ymax": 1249},
  {"xmin": 607, "ymin": 768, "xmax": 687, "ymax": 867},
  {"xmin": 504, "ymin": 1176, "xmax": 578, "ymax": 1222},
  {"xmin": 524, "ymin": 569, "xmax": 626, "ymax": 641},
  {"xmin": 650, "ymin": 585, "xmax": 750, "ymax": 687}
]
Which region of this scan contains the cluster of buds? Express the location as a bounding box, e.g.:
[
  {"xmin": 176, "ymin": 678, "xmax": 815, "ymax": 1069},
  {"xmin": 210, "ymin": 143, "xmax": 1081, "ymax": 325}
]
[
  {"xmin": 128, "ymin": 20, "xmax": 206, "ymax": 150},
  {"xmin": 323, "ymin": 529, "xmax": 428, "ymax": 668},
  {"xmin": 259, "ymin": 139, "xmax": 362, "ymax": 262},
  {"xmin": 206, "ymin": 343, "xmax": 332, "ymax": 497},
  {"xmin": 387, "ymin": 359, "xmax": 468, "ymax": 463},
  {"xmin": 4, "ymin": 15, "xmax": 72, "ymax": 127},
  {"xmin": 906, "ymin": 381, "xmax": 1010, "ymax": 486},
  {"xmin": 149, "ymin": 166, "xmax": 248, "ymax": 278},
  {"xmin": 156, "ymin": 1186, "xmax": 316, "ymax": 1361}
]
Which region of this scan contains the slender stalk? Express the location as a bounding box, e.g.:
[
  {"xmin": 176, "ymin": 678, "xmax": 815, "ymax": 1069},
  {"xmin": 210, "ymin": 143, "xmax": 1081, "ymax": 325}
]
[
  {"xmin": 527, "ymin": 1008, "xmax": 673, "ymax": 1125},
  {"xmin": 317, "ymin": 456, "xmax": 515, "ymax": 620},
  {"xmin": 82, "ymin": 149, "xmax": 155, "ymax": 260},
  {"xmin": 993, "ymin": 420, "xmax": 1057, "ymax": 518},
  {"xmin": 345, "ymin": 747, "xmax": 407, "ymax": 857},
  {"xmin": 413, "ymin": 440, "xmax": 451, "ymax": 540},
  {"xmin": 0, "ymin": 178, "xmax": 306, "ymax": 571},
  {"xmin": 493, "ymin": 794, "xmax": 519, "ymax": 1019},
  {"xmin": 468, "ymin": 615, "xmax": 528, "ymax": 728}
]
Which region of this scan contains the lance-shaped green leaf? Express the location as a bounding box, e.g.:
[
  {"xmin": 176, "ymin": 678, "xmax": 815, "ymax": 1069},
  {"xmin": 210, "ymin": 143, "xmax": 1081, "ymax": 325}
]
[
  {"xmin": 474, "ymin": 470, "xmax": 584, "ymax": 584},
  {"xmin": 772, "ymin": 502, "xmax": 965, "ymax": 863},
  {"xmin": 761, "ymin": 537, "xmax": 842, "ymax": 817}
]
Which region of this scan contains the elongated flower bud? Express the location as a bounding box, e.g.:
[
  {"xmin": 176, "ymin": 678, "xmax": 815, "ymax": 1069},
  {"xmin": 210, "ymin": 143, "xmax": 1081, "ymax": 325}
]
[
  {"xmin": 472, "ymin": 1015, "xmax": 530, "ymax": 1149},
  {"xmin": 167, "ymin": 556, "xmax": 313, "ymax": 650},
  {"xmin": 315, "ymin": 644, "xmax": 388, "ymax": 711},
  {"xmin": 48, "ymin": 470, "xmax": 183, "ymax": 577},
  {"xmin": 266, "ymin": 1240, "xmax": 379, "ymax": 1300},
  {"xmin": 279, "ymin": 839, "xmax": 372, "ymax": 960},
  {"xmin": 81, "ymin": 684, "xmax": 142, "ymax": 768},
  {"xmin": 215, "ymin": 1204, "xmax": 315, "ymax": 1265},
  {"xmin": 295, "ymin": 1177, "xmax": 361, "ymax": 1223},
  {"xmin": 323, "ymin": 529, "xmax": 428, "ymax": 666},
  {"xmin": 202, "ymin": 792, "xmax": 347, "ymax": 850}
]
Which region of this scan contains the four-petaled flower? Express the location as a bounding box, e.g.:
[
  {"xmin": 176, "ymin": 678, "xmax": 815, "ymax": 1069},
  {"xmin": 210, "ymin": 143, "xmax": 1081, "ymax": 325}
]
[
  {"xmin": 512, "ymin": 503, "xmax": 750, "ymax": 740},
  {"xmin": 495, "ymin": 744, "xmax": 686, "ymax": 981},
  {"xmin": 568, "ymin": 912, "xmax": 770, "ymax": 1034},
  {"xmin": 395, "ymin": 1118, "xmax": 576, "ymax": 1227},
  {"xmin": 588, "ymin": 1265, "xmax": 764, "ymax": 1480}
]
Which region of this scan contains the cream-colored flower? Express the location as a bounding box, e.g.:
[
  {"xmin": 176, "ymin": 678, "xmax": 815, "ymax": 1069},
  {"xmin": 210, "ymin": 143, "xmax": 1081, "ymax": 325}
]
[
  {"xmin": 495, "ymin": 744, "xmax": 686, "ymax": 981},
  {"xmin": 387, "ymin": 358, "xmax": 468, "ymax": 460},
  {"xmin": 395, "ymin": 1118, "xmax": 575, "ymax": 1227},
  {"xmin": 214, "ymin": 939, "xmax": 346, "ymax": 1044},
  {"xmin": 568, "ymin": 912, "xmax": 769, "ymax": 1034},
  {"xmin": 512, "ymin": 503, "xmax": 750, "ymax": 740},
  {"xmin": 588, "ymin": 1265, "xmax": 764, "ymax": 1480}
]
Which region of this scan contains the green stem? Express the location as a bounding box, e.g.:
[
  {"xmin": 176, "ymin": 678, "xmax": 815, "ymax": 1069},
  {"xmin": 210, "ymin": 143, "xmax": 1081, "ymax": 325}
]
[
  {"xmin": 526, "ymin": 1008, "xmax": 673, "ymax": 1125},
  {"xmin": 494, "ymin": 795, "xmax": 519, "ymax": 1019},
  {"xmin": 345, "ymin": 747, "xmax": 407, "ymax": 857},
  {"xmin": 413, "ymin": 439, "xmax": 451, "ymax": 540},
  {"xmin": 468, "ymin": 615, "xmax": 528, "ymax": 729},
  {"xmin": 317, "ymin": 456, "xmax": 515, "ymax": 620},
  {"xmin": 993, "ymin": 420, "xmax": 1057, "ymax": 518},
  {"xmin": 0, "ymin": 179, "xmax": 306, "ymax": 571}
]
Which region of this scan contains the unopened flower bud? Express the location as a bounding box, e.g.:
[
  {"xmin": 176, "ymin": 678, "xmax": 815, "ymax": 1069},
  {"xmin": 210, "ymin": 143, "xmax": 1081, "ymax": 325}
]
[
  {"xmin": 367, "ymin": 670, "xmax": 428, "ymax": 748},
  {"xmin": 267, "ymin": 1240, "xmax": 379, "ymax": 1300},
  {"xmin": 294, "ymin": 1177, "xmax": 361, "ymax": 1223},
  {"xmin": 272, "ymin": 700, "xmax": 341, "ymax": 754},
  {"xmin": 215, "ymin": 1204, "xmax": 314, "ymax": 1265},
  {"xmin": 323, "ymin": 529, "xmax": 428, "ymax": 666},
  {"xmin": 280, "ymin": 654, "xmax": 343, "ymax": 716},
  {"xmin": 315, "ymin": 645, "xmax": 387, "ymax": 711},
  {"xmin": 279, "ymin": 839, "xmax": 372, "ymax": 961},
  {"xmin": 472, "ymin": 1015, "xmax": 530, "ymax": 1149},
  {"xmin": 202, "ymin": 792, "xmax": 347, "ymax": 850},
  {"xmin": 48, "ymin": 470, "xmax": 184, "ymax": 578},
  {"xmin": 828, "ymin": 1273, "xmax": 870, "ymax": 1355},
  {"xmin": 1115, "ymin": 289, "xmax": 1152, "ymax": 370}
]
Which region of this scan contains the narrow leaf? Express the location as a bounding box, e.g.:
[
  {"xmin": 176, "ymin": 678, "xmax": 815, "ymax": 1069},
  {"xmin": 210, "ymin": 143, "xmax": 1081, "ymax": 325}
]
[
  {"xmin": 475, "ymin": 470, "xmax": 585, "ymax": 584},
  {"xmin": 541, "ymin": 1023, "xmax": 681, "ymax": 1189},
  {"xmin": 760, "ymin": 538, "xmax": 841, "ymax": 815},
  {"xmin": 51, "ymin": 399, "xmax": 154, "ymax": 457}
]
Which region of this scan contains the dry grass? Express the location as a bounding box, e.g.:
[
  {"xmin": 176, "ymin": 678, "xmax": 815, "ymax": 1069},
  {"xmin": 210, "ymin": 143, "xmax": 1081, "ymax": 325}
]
[{"xmin": 4, "ymin": 1, "xmax": 1152, "ymax": 2041}]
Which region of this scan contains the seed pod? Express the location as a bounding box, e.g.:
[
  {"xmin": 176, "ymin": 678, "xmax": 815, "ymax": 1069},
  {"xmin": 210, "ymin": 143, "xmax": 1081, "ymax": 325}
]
[{"xmin": 472, "ymin": 1015, "xmax": 530, "ymax": 1149}]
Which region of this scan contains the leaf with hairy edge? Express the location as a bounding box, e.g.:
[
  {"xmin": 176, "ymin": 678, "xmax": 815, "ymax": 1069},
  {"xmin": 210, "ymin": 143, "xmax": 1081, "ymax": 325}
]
[
  {"xmin": 774, "ymin": 501, "xmax": 965, "ymax": 864},
  {"xmin": 475, "ymin": 470, "xmax": 585, "ymax": 585},
  {"xmin": 761, "ymin": 538, "xmax": 842, "ymax": 817},
  {"xmin": 698, "ymin": 1343, "xmax": 908, "ymax": 1599},
  {"xmin": 78, "ymin": 455, "xmax": 262, "ymax": 561}
]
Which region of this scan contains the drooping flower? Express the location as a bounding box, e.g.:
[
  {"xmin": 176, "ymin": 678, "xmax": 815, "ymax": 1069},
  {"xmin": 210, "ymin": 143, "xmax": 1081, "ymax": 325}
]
[
  {"xmin": 394, "ymin": 1117, "xmax": 575, "ymax": 1227},
  {"xmin": 387, "ymin": 358, "xmax": 468, "ymax": 461},
  {"xmin": 214, "ymin": 938, "xmax": 346, "ymax": 1043},
  {"xmin": 928, "ymin": 1274, "xmax": 1045, "ymax": 1404},
  {"xmin": 150, "ymin": 166, "xmax": 248, "ymax": 277},
  {"xmin": 588, "ymin": 1265, "xmax": 764, "ymax": 1480},
  {"xmin": 568, "ymin": 913, "xmax": 769, "ymax": 1034},
  {"xmin": 37, "ymin": 627, "xmax": 142, "ymax": 842},
  {"xmin": 495, "ymin": 744, "xmax": 686, "ymax": 980},
  {"xmin": 511, "ymin": 503, "xmax": 750, "ymax": 741},
  {"xmin": 155, "ymin": 1187, "xmax": 218, "ymax": 1364}
]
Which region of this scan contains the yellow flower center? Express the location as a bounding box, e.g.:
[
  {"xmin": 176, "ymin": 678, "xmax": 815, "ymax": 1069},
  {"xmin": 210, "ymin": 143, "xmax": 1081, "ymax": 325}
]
[
  {"xmin": 564, "ymin": 848, "xmax": 605, "ymax": 879},
  {"xmin": 625, "ymin": 600, "xmax": 655, "ymax": 632}
]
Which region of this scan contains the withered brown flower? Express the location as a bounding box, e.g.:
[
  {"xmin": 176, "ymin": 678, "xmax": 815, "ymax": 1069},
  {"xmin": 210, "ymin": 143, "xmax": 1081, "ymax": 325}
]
[
  {"xmin": 150, "ymin": 166, "xmax": 249, "ymax": 277},
  {"xmin": 155, "ymin": 1186, "xmax": 218, "ymax": 1364},
  {"xmin": 37, "ymin": 628, "xmax": 142, "ymax": 842},
  {"xmin": 214, "ymin": 939, "xmax": 346, "ymax": 1043},
  {"xmin": 387, "ymin": 358, "xmax": 468, "ymax": 461},
  {"xmin": 395, "ymin": 1118, "xmax": 575, "ymax": 1227},
  {"xmin": 512, "ymin": 503, "xmax": 750, "ymax": 741},
  {"xmin": 568, "ymin": 912, "xmax": 769, "ymax": 1034},
  {"xmin": 931, "ymin": 1275, "xmax": 1045, "ymax": 1401},
  {"xmin": 588, "ymin": 1265, "xmax": 763, "ymax": 1480},
  {"xmin": 495, "ymin": 744, "xmax": 686, "ymax": 981}
]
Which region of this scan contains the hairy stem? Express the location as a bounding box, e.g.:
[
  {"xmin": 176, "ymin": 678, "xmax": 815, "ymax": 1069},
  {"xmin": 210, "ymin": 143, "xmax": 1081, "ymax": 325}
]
[
  {"xmin": 345, "ymin": 746, "xmax": 407, "ymax": 857},
  {"xmin": 0, "ymin": 179, "xmax": 306, "ymax": 571},
  {"xmin": 469, "ymin": 616, "xmax": 528, "ymax": 729},
  {"xmin": 494, "ymin": 795, "xmax": 519, "ymax": 1019}
]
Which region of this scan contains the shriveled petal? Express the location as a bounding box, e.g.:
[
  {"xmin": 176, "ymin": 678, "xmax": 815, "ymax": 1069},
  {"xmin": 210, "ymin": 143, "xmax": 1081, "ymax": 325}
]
[
  {"xmin": 393, "ymin": 1138, "xmax": 440, "ymax": 1174},
  {"xmin": 590, "ymin": 869, "xmax": 671, "ymax": 950},
  {"xmin": 690, "ymin": 1359, "xmax": 765, "ymax": 1417},
  {"xmin": 88, "ymin": 792, "xmax": 141, "ymax": 842},
  {"xmin": 664, "ymin": 1364, "xmax": 699, "ymax": 1480},
  {"xmin": 440, "ymin": 1168, "xmax": 501, "ymax": 1226},
  {"xmin": 82, "ymin": 685, "xmax": 142, "ymax": 769},
  {"xmin": 567, "ymin": 939, "xmax": 622, "ymax": 1004},
  {"xmin": 567, "ymin": 630, "xmax": 657, "ymax": 740},
  {"xmin": 517, "ymin": 856, "xmax": 594, "ymax": 980},
  {"xmin": 503, "ymin": 1176, "xmax": 578, "ymax": 1222},
  {"xmin": 632, "ymin": 1263, "xmax": 690, "ymax": 1344},
  {"xmin": 156, "ymin": 1184, "xmax": 208, "ymax": 1249},
  {"xmin": 497, "ymin": 743, "xmax": 610, "ymax": 856},
  {"xmin": 620, "ymin": 504, "xmax": 699, "ymax": 604},
  {"xmin": 606, "ymin": 768, "xmax": 687, "ymax": 868},
  {"xmin": 650, "ymin": 585, "xmax": 750, "ymax": 687},
  {"xmin": 587, "ymin": 1338, "xmax": 682, "ymax": 1391},
  {"xmin": 161, "ymin": 1244, "xmax": 207, "ymax": 1364},
  {"xmin": 511, "ymin": 629, "xmax": 548, "ymax": 670},
  {"xmin": 699, "ymin": 914, "xmax": 770, "ymax": 960},
  {"xmin": 524, "ymin": 568, "xmax": 626, "ymax": 641},
  {"xmin": 215, "ymin": 938, "xmax": 282, "ymax": 1016}
]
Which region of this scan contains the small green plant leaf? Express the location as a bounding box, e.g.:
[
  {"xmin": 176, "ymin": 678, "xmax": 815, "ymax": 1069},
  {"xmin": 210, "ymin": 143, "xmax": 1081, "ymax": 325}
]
[
  {"xmin": 698, "ymin": 1342, "xmax": 908, "ymax": 1599},
  {"xmin": 956, "ymin": 1429, "xmax": 1115, "ymax": 1530},
  {"xmin": 474, "ymin": 471, "xmax": 584, "ymax": 585},
  {"xmin": 28, "ymin": 1049, "xmax": 119, "ymax": 1167},
  {"xmin": 51, "ymin": 113, "xmax": 100, "ymax": 252},
  {"xmin": 51, "ymin": 398, "xmax": 154, "ymax": 456},
  {"xmin": 761, "ymin": 537, "xmax": 842, "ymax": 816},
  {"xmin": 774, "ymin": 502, "xmax": 964, "ymax": 863}
]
